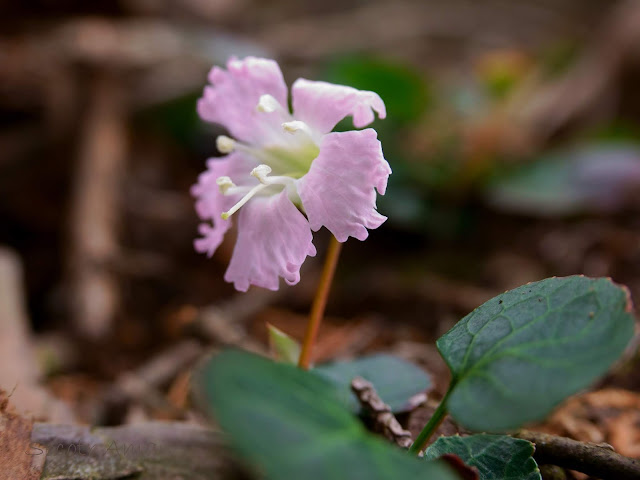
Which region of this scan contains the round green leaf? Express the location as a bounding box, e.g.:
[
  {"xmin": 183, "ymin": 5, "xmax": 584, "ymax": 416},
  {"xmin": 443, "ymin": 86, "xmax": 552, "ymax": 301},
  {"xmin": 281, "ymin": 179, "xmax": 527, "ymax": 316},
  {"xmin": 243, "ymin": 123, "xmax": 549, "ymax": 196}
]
[
  {"xmin": 199, "ymin": 350, "xmax": 460, "ymax": 480},
  {"xmin": 314, "ymin": 354, "xmax": 431, "ymax": 413},
  {"xmin": 424, "ymin": 434, "xmax": 540, "ymax": 480},
  {"xmin": 437, "ymin": 276, "xmax": 634, "ymax": 432}
]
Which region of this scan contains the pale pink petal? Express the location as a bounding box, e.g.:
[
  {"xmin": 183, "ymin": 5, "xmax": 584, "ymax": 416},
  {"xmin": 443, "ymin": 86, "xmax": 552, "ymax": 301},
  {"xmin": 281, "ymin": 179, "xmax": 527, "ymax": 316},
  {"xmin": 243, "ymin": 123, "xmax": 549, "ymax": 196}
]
[
  {"xmin": 191, "ymin": 153, "xmax": 254, "ymax": 257},
  {"xmin": 297, "ymin": 129, "xmax": 391, "ymax": 242},
  {"xmin": 224, "ymin": 191, "xmax": 317, "ymax": 291},
  {"xmin": 194, "ymin": 222, "xmax": 230, "ymax": 258},
  {"xmin": 291, "ymin": 79, "xmax": 386, "ymax": 134},
  {"xmin": 197, "ymin": 57, "xmax": 290, "ymax": 145}
]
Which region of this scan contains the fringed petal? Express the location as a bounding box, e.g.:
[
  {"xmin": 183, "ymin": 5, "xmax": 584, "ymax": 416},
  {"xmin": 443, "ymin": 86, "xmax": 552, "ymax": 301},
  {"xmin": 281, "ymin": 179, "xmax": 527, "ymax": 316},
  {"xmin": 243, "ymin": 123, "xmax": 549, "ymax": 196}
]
[
  {"xmin": 191, "ymin": 153, "xmax": 253, "ymax": 256},
  {"xmin": 224, "ymin": 191, "xmax": 316, "ymax": 291},
  {"xmin": 292, "ymin": 79, "xmax": 386, "ymax": 134},
  {"xmin": 197, "ymin": 57, "xmax": 290, "ymax": 145},
  {"xmin": 298, "ymin": 129, "xmax": 391, "ymax": 242}
]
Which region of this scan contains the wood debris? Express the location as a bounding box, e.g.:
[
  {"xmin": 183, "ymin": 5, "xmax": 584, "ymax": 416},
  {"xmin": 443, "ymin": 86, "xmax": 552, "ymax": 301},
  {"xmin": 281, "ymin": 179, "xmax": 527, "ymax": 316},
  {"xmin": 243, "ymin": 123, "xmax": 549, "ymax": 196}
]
[
  {"xmin": 536, "ymin": 388, "xmax": 640, "ymax": 459},
  {"xmin": 350, "ymin": 376, "xmax": 413, "ymax": 449}
]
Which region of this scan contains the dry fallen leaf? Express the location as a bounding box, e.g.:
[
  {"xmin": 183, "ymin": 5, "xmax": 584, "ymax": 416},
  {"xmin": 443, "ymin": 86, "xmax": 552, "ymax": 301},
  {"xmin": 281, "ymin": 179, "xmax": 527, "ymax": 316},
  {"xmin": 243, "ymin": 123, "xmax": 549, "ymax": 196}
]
[
  {"xmin": 0, "ymin": 391, "xmax": 46, "ymax": 480},
  {"xmin": 536, "ymin": 388, "xmax": 640, "ymax": 459}
]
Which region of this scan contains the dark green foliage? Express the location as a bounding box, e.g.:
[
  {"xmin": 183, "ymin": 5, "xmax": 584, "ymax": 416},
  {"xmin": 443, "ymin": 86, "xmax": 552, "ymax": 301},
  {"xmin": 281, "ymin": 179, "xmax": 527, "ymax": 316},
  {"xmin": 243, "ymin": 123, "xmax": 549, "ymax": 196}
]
[
  {"xmin": 437, "ymin": 276, "xmax": 634, "ymax": 431},
  {"xmin": 425, "ymin": 435, "xmax": 541, "ymax": 480},
  {"xmin": 199, "ymin": 350, "xmax": 460, "ymax": 480}
]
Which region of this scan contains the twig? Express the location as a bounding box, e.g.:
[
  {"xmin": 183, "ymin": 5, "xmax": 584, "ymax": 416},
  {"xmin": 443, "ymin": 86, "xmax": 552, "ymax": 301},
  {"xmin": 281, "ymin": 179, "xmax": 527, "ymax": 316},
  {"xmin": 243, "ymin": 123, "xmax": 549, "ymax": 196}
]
[
  {"xmin": 350, "ymin": 377, "xmax": 413, "ymax": 449},
  {"xmin": 100, "ymin": 340, "xmax": 203, "ymax": 422},
  {"xmin": 0, "ymin": 19, "xmax": 265, "ymax": 112},
  {"xmin": 257, "ymin": 0, "xmax": 599, "ymax": 62},
  {"xmin": 193, "ymin": 289, "xmax": 283, "ymax": 353},
  {"xmin": 515, "ymin": 429, "xmax": 640, "ymax": 480},
  {"xmin": 67, "ymin": 71, "xmax": 127, "ymax": 339}
]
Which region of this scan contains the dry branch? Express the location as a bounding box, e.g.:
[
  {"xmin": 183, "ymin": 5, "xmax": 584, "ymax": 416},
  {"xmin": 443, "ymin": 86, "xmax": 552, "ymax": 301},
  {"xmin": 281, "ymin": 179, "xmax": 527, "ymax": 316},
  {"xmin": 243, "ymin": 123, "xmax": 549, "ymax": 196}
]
[
  {"xmin": 516, "ymin": 429, "xmax": 640, "ymax": 480},
  {"xmin": 257, "ymin": 0, "xmax": 599, "ymax": 62},
  {"xmin": 193, "ymin": 289, "xmax": 284, "ymax": 353},
  {"xmin": 100, "ymin": 340, "xmax": 204, "ymax": 421},
  {"xmin": 67, "ymin": 72, "xmax": 127, "ymax": 339},
  {"xmin": 351, "ymin": 376, "xmax": 413, "ymax": 449}
]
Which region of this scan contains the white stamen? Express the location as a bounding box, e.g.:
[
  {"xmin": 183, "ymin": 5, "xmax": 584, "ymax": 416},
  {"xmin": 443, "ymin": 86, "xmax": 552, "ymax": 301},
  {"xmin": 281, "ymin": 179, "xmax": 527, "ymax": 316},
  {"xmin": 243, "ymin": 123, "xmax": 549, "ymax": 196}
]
[
  {"xmin": 251, "ymin": 164, "xmax": 273, "ymax": 184},
  {"xmin": 220, "ymin": 164, "xmax": 297, "ymax": 219},
  {"xmin": 253, "ymin": 163, "xmax": 297, "ymax": 189},
  {"xmin": 216, "ymin": 176, "xmax": 235, "ymax": 194},
  {"xmin": 256, "ymin": 94, "xmax": 281, "ymax": 113},
  {"xmin": 282, "ymin": 120, "xmax": 312, "ymax": 137},
  {"xmin": 221, "ymin": 183, "xmax": 268, "ymax": 220},
  {"xmin": 216, "ymin": 135, "xmax": 236, "ymax": 153}
]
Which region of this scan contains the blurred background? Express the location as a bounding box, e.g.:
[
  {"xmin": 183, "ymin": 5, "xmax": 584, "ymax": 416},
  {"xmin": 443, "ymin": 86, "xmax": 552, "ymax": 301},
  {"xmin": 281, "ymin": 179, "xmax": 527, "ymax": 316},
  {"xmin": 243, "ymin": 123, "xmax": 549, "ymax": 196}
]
[{"xmin": 2, "ymin": 0, "xmax": 640, "ymax": 462}]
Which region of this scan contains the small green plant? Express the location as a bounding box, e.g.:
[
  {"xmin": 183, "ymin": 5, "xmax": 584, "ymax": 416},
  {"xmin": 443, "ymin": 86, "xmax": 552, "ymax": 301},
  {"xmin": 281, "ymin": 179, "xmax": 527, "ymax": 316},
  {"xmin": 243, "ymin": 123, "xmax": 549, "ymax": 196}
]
[{"xmin": 196, "ymin": 275, "xmax": 635, "ymax": 480}]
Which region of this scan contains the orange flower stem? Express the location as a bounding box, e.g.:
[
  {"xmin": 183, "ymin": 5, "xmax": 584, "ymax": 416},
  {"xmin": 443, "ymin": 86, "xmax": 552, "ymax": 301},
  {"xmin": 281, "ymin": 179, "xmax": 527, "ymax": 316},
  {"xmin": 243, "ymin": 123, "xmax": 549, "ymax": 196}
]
[{"xmin": 298, "ymin": 236, "xmax": 343, "ymax": 370}]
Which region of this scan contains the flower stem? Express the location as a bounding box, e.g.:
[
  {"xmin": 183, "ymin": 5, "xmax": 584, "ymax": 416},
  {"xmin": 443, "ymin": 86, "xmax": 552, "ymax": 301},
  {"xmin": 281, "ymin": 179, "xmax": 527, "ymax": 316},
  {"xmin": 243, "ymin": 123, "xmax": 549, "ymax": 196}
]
[
  {"xmin": 298, "ymin": 236, "xmax": 342, "ymax": 370},
  {"xmin": 408, "ymin": 389, "xmax": 452, "ymax": 455}
]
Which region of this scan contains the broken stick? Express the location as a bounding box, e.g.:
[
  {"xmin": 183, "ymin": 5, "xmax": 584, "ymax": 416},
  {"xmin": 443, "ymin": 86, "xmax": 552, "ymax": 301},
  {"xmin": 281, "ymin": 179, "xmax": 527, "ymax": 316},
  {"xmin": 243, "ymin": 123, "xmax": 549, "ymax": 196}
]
[{"xmin": 350, "ymin": 376, "xmax": 413, "ymax": 449}]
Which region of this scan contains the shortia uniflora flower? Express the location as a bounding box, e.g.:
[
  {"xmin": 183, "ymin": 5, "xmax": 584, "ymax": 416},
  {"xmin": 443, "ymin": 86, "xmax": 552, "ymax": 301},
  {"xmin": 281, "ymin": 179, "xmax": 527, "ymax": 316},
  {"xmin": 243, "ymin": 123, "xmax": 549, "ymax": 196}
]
[{"xmin": 193, "ymin": 57, "xmax": 391, "ymax": 291}]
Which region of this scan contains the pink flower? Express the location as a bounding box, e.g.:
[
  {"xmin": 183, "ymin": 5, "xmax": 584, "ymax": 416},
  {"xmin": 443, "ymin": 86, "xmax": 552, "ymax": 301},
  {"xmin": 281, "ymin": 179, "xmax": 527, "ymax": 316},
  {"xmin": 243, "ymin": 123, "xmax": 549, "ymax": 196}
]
[{"xmin": 192, "ymin": 57, "xmax": 390, "ymax": 291}]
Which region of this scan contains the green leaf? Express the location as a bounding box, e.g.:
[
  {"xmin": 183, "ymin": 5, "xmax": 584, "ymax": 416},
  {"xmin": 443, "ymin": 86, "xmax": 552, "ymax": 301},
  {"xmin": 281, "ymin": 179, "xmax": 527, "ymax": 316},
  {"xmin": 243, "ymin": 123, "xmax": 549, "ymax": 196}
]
[
  {"xmin": 314, "ymin": 354, "xmax": 431, "ymax": 413},
  {"xmin": 424, "ymin": 435, "xmax": 541, "ymax": 480},
  {"xmin": 437, "ymin": 276, "xmax": 634, "ymax": 431},
  {"xmin": 267, "ymin": 323, "xmax": 301, "ymax": 364},
  {"xmin": 199, "ymin": 350, "xmax": 460, "ymax": 480},
  {"xmin": 485, "ymin": 143, "xmax": 640, "ymax": 216}
]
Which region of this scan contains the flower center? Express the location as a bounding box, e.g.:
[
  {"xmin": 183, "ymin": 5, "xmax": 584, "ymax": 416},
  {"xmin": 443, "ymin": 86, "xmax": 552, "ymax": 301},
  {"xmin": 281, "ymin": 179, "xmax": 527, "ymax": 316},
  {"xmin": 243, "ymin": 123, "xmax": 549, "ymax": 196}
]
[
  {"xmin": 214, "ymin": 95, "xmax": 322, "ymax": 219},
  {"xmin": 220, "ymin": 164, "xmax": 297, "ymax": 220}
]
